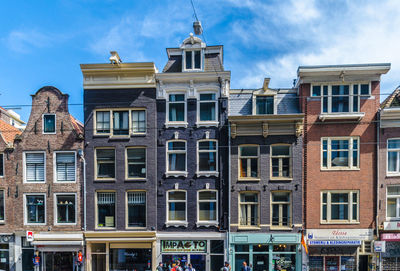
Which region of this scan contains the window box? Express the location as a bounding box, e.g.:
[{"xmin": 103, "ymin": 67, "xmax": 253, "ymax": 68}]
[
  {"xmin": 321, "ymin": 191, "xmax": 359, "ymax": 224},
  {"xmin": 319, "ymin": 112, "xmax": 365, "ymax": 121}
]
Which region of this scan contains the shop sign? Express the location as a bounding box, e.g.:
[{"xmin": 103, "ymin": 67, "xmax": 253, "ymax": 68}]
[
  {"xmin": 161, "ymin": 240, "xmax": 207, "ymax": 253},
  {"xmin": 384, "ymin": 221, "xmax": 400, "ymax": 230},
  {"xmin": 308, "ymin": 240, "xmax": 361, "ymax": 246},
  {"xmin": 26, "ymin": 231, "xmax": 34, "ymax": 242},
  {"xmin": 381, "ymin": 233, "xmax": 400, "ymax": 241},
  {"xmin": 374, "ymin": 241, "xmax": 386, "ymax": 253},
  {"xmin": 306, "ymin": 229, "xmax": 373, "ymax": 241}
]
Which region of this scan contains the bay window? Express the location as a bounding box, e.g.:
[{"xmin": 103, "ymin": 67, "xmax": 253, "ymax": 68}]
[
  {"xmin": 322, "ymin": 137, "xmax": 359, "ymax": 169},
  {"xmin": 198, "ymin": 190, "xmax": 218, "ymax": 223},
  {"xmin": 321, "ymin": 191, "xmax": 359, "ymax": 223},
  {"xmin": 239, "ymin": 145, "xmax": 259, "ymax": 179},
  {"xmin": 97, "ymin": 192, "xmax": 115, "ymax": 228},
  {"xmin": 239, "ymin": 192, "xmax": 259, "ymax": 227},
  {"xmin": 127, "ymin": 191, "xmax": 146, "ymax": 227}
]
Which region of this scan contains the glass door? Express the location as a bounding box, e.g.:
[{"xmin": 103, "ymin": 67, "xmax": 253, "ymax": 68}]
[
  {"xmin": 252, "ymin": 254, "xmax": 268, "ymax": 271},
  {"xmin": 189, "ymin": 255, "xmax": 206, "ymax": 271},
  {"xmin": 325, "ymin": 256, "xmax": 339, "ymax": 271}
]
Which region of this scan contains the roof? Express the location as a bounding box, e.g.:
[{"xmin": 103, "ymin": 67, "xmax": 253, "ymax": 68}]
[
  {"xmin": 162, "ymin": 52, "xmax": 224, "ymax": 73},
  {"xmin": 381, "ymin": 86, "xmax": 400, "ymax": 109},
  {"xmin": 70, "ymin": 115, "xmax": 84, "ymax": 136},
  {"xmin": 0, "ymin": 119, "xmax": 22, "ymax": 145}
]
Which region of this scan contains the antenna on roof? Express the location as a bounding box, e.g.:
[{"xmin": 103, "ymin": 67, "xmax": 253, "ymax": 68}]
[{"xmin": 190, "ymin": 0, "xmax": 203, "ymax": 35}]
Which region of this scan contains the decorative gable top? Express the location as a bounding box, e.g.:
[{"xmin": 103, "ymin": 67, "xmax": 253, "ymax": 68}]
[{"xmin": 180, "ymin": 33, "xmax": 206, "ymax": 49}]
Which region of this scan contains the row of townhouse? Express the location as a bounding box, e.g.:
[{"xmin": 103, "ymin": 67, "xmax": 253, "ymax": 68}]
[{"xmin": 0, "ymin": 33, "xmax": 399, "ymax": 271}]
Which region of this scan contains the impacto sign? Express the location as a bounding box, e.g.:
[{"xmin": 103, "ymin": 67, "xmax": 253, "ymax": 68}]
[{"xmin": 161, "ymin": 240, "xmax": 207, "ymax": 253}]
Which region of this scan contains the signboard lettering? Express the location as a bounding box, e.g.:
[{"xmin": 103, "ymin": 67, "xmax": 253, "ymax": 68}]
[
  {"xmin": 309, "ymin": 240, "xmax": 361, "ymax": 246},
  {"xmin": 161, "ymin": 240, "xmax": 207, "ymax": 253},
  {"xmin": 306, "ymin": 229, "xmax": 372, "ymax": 241},
  {"xmin": 383, "ymin": 222, "xmax": 400, "ymax": 230}
]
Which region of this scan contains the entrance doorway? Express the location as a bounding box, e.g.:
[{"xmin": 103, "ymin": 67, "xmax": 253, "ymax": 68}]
[
  {"xmin": 325, "ymin": 256, "xmax": 339, "ymax": 271},
  {"xmin": 162, "ymin": 254, "xmax": 206, "ymax": 271},
  {"xmin": 44, "ymin": 252, "xmax": 73, "ymax": 271}
]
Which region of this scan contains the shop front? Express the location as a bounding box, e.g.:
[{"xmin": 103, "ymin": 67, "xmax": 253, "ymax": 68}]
[
  {"xmin": 157, "ymin": 232, "xmax": 226, "ymax": 271},
  {"xmin": 0, "ymin": 234, "xmax": 14, "ymax": 271},
  {"xmin": 229, "ymin": 233, "xmax": 301, "ymax": 271},
  {"xmin": 306, "ymin": 229, "xmax": 374, "ymax": 271},
  {"xmin": 380, "ymin": 232, "xmax": 400, "ymax": 270},
  {"xmin": 85, "ymin": 231, "xmax": 156, "ymax": 271}
]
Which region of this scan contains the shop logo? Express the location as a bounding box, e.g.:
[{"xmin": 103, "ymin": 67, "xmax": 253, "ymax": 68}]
[
  {"xmin": 161, "ymin": 240, "xmax": 207, "ymax": 253},
  {"xmin": 308, "ymin": 233, "xmax": 313, "ymax": 240},
  {"xmin": 26, "ymin": 231, "xmax": 34, "ymax": 242}
]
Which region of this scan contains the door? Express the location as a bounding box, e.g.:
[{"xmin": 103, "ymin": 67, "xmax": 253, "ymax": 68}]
[
  {"xmin": 252, "ymin": 254, "xmax": 268, "ymax": 271},
  {"xmin": 44, "ymin": 252, "xmax": 73, "ymax": 271},
  {"xmin": 189, "ymin": 255, "xmax": 206, "ymax": 271},
  {"xmin": 325, "ymin": 256, "xmax": 339, "ymax": 271},
  {"xmin": 359, "ymin": 255, "xmax": 368, "ymax": 271}
]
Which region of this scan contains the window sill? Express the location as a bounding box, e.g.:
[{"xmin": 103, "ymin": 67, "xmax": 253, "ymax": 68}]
[
  {"xmin": 94, "ymin": 178, "xmax": 116, "ymax": 182},
  {"xmin": 165, "ymin": 221, "xmax": 188, "ymax": 228},
  {"xmin": 165, "ymin": 122, "xmax": 188, "ymax": 128},
  {"xmin": 196, "ymin": 172, "xmax": 219, "ymax": 177},
  {"xmin": 196, "ymin": 121, "xmax": 219, "ymax": 128},
  {"xmin": 25, "ymin": 223, "xmax": 46, "ymax": 226},
  {"xmin": 109, "ymin": 135, "xmax": 131, "ymax": 140},
  {"xmin": 320, "ymin": 168, "xmax": 360, "ymax": 171},
  {"xmin": 95, "ymin": 227, "xmax": 116, "ymax": 230},
  {"xmin": 319, "ymin": 112, "xmax": 365, "ymax": 121},
  {"xmin": 24, "ymin": 181, "xmax": 46, "ymax": 183},
  {"xmin": 93, "ymin": 133, "xmax": 111, "ymax": 137},
  {"xmin": 270, "ymin": 177, "xmax": 293, "ymax": 181},
  {"xmin": 165, "ymin": 172, "xmax": 188, "ymax": 178},
  {"xmin": 131, "ymin": 133, "xmax": 147, "ymax": 137},
  {"xmin": 126, "ymin": 226, "xmax": 147, "ymax": 230},
  {"xmin": 270, "ymin": 226, "xmax": 293, "ymax": 231},
  {"xmin": 125, "ymin": 178, "xmax": 147, "ymax": 182},
  {"xmin": 54, "ymin": 180, "xmax": 77, "ymax": 183},
  {"xmin": 385, "ymin": 218, "xmax": 400, "ymax": 221},
  {"xmin": 386, "ymin": 173, "xmax": 400, "ymax": 177},
  {"xmin": 238, "ymin": 226, "xmax": 261, "ymax": 230},
  {"xmin": 196, "ymin": 221, "xmax": 219, "ymax": 227},
  {"xmin": 43, "ymin": 132, "xmax": 56, "ymax": 135},
  {"xmin": 55, "ymin": 222, "xmax": 77, "ymax": 226},
  {"xmin": 320, "ymin": 221, "xmax": 360, "ymax": 225},
  {"xmin": 237, "ymin": 178, "xmax": 260, "ymax": 182}
]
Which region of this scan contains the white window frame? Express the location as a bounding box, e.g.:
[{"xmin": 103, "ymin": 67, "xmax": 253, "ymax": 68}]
[
  {"xmin": 321, "ymin": 137, "xmax": 359, "ymax": 170},
  {"xmin": 125, "ymin": 147, "xmax": 147, "ymax": 180},
  {"xmin": 42, "ymin": 114, "xmax": 56, "ymax": 134},
  {"xmin": 197, "ymin": 189, "xmax": 218, "ymax": 226},
  {"xmin": 320, "ymin": 190, "xmax": 359, "ymax": 224},
  {"xmin": 238, "ymin": 191, "xmax": 260, "ymax": 228},
  {"xmin": 131, "ymin": 109, "xmax": 147, "ymax": 135},
  {"xmin": 94, "ymin": 147, "xmax": 116, "ymax": 181},
  {"xmin": 270, "ymin": 144, "xmax": 292, "ymax": 180},
  {"xmin": 0, "ymin": 152, "xmax": 3, "ymax": 178},
  {"xmin": 183, "ymin": 49, "xmax": 203, "ymax": 72},
  {"xmin": 125, "ymin": 190, "xmax": 147, "ymax": 229},
  {"xmin": 166, "ymin": 190, "xmax": 188, "ymax": 227},
  {"xmin": 253, "ymin": 95, "xmax": 276, "ymax": 115},
  {"xmin": 95, "ymin": 191, "xmax": 116, "ymax": 229},
  {"xmin": 23, "ymin": 151, "xmax": 46, "ymax": 183},
  {"xmin": 54, "ymin": 193, "xmax": 77, "ymax": 225},
  {"xmin": 24, "ymin": 193, "xmax": 46, "ymax": 226},
  {"xmin": 238, "ymin": 145, "xmax": 260, "ymax": 180},
  {"xmin": 166, "ymin": 140, "xmax": 187, "ymax": 177},
  {"xmin": 270, "ymin": 191, "xmax": 292, "ymax": 229},
  {"xmin": 0, "ymin": 190, "xmax": 5, "ymax": 223},
  {"xmin": 387, "ymin": 138, "xmax": 400, "ymax": 176},
  {"xmin": 53, "ymin": 151, "xmax": 77, "ymax": 183},
  {"xmin": 94, "ymin": 109, "xmax": 112, "ymax": 135},
  {"xmin": 166, "ymin": 93, "xmax": 187, "ymax": 128},
  {"xmin": 197, "ymin": 139, "xmax": 218, "ymax": 177},
  {"xmin": 386, "ymin": 186, "xmax": 400, "ymax": 220},
  {"xmin": 196, "ymin": 92, "xmax": 219, "ymax": 127}
]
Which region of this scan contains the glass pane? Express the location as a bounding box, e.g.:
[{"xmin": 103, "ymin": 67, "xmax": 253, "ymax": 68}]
[
  {"xmin": 96, "ymin": 111, "xmax": 110, "ymax": 133},
  {"xmin": 332, "ymin": 85, "xmax": 349, "ymax": 95},
  {"xmin": 194, "ymin": 50, "xmax": 201, "ymax": 69},
  {"xmin": 199, "ymin": 191, "xmax": 216, "ymax": 200},
  {"xmin": 210, "ymin": 240, "xmax": 224, "ymax": 253},
  {"xmin": 272, "ymin": 158, "xmax": 279, "ymax": 177},
  {"xmin": 240, "ymin": 146, "xmax": 258, "ymax": 157},
  {"xmin": 132, "ymin": 110, "xmax": 146, "ymax": 133},
  {"xmin": 199, "ymin": 152, "xmax": 216, "ymax": 171},
  {"xmin": 128, "ymin": 202, "xmax": 146, "ymax": 227},
  {"xmin": 210, "ymin": 256, "xmax": 224, "ymax": 271},
  {"xmin": 168, "ymin": 141, "xmax": 186, "ymax": 150},
  {"xmin": 282, "ymin": 158, "xmax": 290, "ymax": 177},
  {"xmin": 97, "ymin": 149, "xmax": 115, "ymax": 160},
  {"xmin": 110, "ymin": 248, "xmax": 152, "ymax": 271},
  {"xmin": 113, "ymin": 111, "xmax": 129, "ymax": 135},
  {"xmin": 169, "ymin": 94, "xmax": 185, "ymax": 102},
  {"xmin": 389, "ymin": 152, "xmax": 399, "ymax": 172},
  {"xmin": 168, "ymin": 202, "xmax": 186, "ymax": 221},
  {"xmin": 240, "ymin": 193, "xmax": 258, "ymax": 203},
  {"xmin": 353, "ymin": 84, "xmax": 359, "ymax": 95},
  {"xmin": 92, "ymin": 254, "xmax": 106, "ymax": 271},
  {"xmin": 387, "ymin": 198, "xmax": 397, "ymax": 217},
  {"xmin": 331, "ymin": 151, "xmax": 349, "ymax": 167},
  {"xmin": 199, "ymin": 141, "xmax": 216, "ymax": 150},
  {"xmin": 253, "ymin": 254, "xmax": 269, "ymax": 271},
  {"xmin": 312, "ymin": 86, "xmax": 321, "ymax": 96},
  {"xmin": 0, "ymin": 154, "xmax": 3, "ymax": 177},
  {"xmin": 389, "ymin": 139, "xmax": 400, "ymax": 149},
  {"xmin": 235, "ymin": 245, "xmax": 249, "ymax": 252},
  {"xmin": 169, "ymin": 191, "xmax": 185, "ymax": 200},
  {"xmin": 169, "ymin": 103, "xmax": 185, "ymax": 122},
  {"xmin": 331, "ymin": 193, "xmax": 349, "ymax": 203},
  {"xmin": 0, "ymin": 191, "xmax": 3, "ymax": 221},
  {"xmin": 272, "ymin": 192, "xmax": 290, "ymax": 202},
  {"xmin": 240, "ymin": 159, "xmax": 247, "ymax": 178},
  {"xmin": 272, "ymin": 145, "xmax": 290, "ymax": 156},
  {"xmin": 331, "ymin": 204, "xmax": 349, "ymax": 220},
  {"xmin": 272, "ymin": 204, "xmax": 279, "ymax": 226},
  {"xmin": 186, "ymin": 51, "xmax": 192, "ymax": 69},
  {"xmin": 199, "ymin": 202, "xmax": 216, "ymax": 221},
  {"xmin": 56, "ymin": 195, "xmax": 75, "ymax": 223},
  {"xmin": 361, "ymin": 84, "xmax": 369, "ymax": 95},
  {"xmin": 256, "ymin": 96, "xmax": 274, "ymax": 114},
  {"xmin": 168, "ymin": 153, "xmax": 186, "ymax": 171},
  {"xmin": 250, "ymin": 158, "xmax": 258, "ymax": 177},
  {"xmin": 332, "ymin": 96, "xmax": 349, "ymax": 112},
  {"xmin": 200, "ymin": 102, "xmax": 216, "ymax": 121},
  {"xmin": 127, "ymin": 148, "xmax": 146, "ymax": 178},
  {"xmin": 43, "ymin": 115, "xmax": 55, "ymax": 133},
  {"xmin": 200, "ymin": 94, "xmax": 215, "ymax": 100},
  {"xmin": 323, "ymin": 96, "xmax": 328, "ymax": 113},
  {"xmin": 388, "ymin": 186, "xmax": 400, "ymax": 195},
  {"xmin": 322, "ymin": 205, "xmax": 327, "ymax": 220},
  {"xmin": 91, "ymin": 243, "xmax": 106, "ymax": 253}
]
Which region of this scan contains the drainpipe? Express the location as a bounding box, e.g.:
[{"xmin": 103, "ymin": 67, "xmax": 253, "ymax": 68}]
[
  {"xmin": 78, "ymin": 150, "xmax": 87, "ymax": 232},
  {"xmin": 227, "ymin": 122, "xmax": 231, "ymax": 263},
  {"xmin": 376, "ymin": 110, "xmax": 380, "ymax": 269}
]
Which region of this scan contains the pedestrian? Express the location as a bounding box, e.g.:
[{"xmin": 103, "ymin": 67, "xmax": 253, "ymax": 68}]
[
  {"xmin": 176, "ymin": 261, "xmax": 183, "ymax": 271},
  {"xmin": 156, "ymin": 262, "xmax": 164, "ymax": 271},
  {"xmin": 185, "ymin": 263, "xmax": 195, "ymax": 271},
  {"xmin": 171, "ymin": 263, "xmax": 177, "ymax": 271},
  {"xmin": 221, "ymin": 261, "xmax": 231, "ymax": 271},
  {"xmin": 241, "ymin": 261, "xmax": 250, "ymax": 271}
]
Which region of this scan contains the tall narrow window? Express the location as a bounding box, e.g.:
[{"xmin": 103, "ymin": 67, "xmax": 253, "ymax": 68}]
[
  {"xmin": 198, "ymin": 141, "xmax": 217, "ymax": 173},
  {"xmin": 97, "ymin": 192, "xmax": 115, "ymax": 228},
  {"xmin": 322, "ymin": 137, "xmax": 359, "ymax": 169},
  {"xmin": 199, "ymin": 94, "xmax": 216, "ymax": 121},
  {"xmin": 271, "ymin": 192, "xmax": 291, "ymax": 228},
  {"xmin": 167, "ymin": 191, "xmax": 186, "ymax": 222},
  {"xmin": 321, "ymin": 191, "xmax": 359, "ymax": 223},
  {"xmin": 55, "ymin": 152, "xmax": 75, "ymax": 182},
  {"xmin": 25, "ymin": 153, "xmax": 45, "ymax": 182},
  {"xmin": 239, "ymin": 193, "xmax": 259, "ymax": 227},
  {"xmin": 388, "ymin": 139, "xmax": 400, "ymax": 174},
  {"xmin": 112, "ymin": 111, "xmax": 129, "ymax": 135},
  {"xmin": 56, "ymin": 194, "xmax": 76, "ymax": 224},
  {"xmin": 96, "ymin": 111, "xmax": 110, "ymax": 134},
  {"xmin": 256, "ymin": 96, "xmax": 274, "ymax": 115},
  {"xmin": 0, "ymin": 190, "xmax": 4, "ymax": 222},
  {"xmin": 131, "ymin": 110, "xmax": 146, "ymax": 134},
  {"xmin": 127, "ymin": 148, "xmax": 146, "ymax": 179},
  {"xmin": 127, "ymin": 192, "xmax": 146, "ymax": 227},
  {"xmin": 25, "ymin": 194, "xmax": 45, "ymax": 224},
  {"xmin": 387, "ymin": 186, "xmax": 400, "ymax": 219},
  {"xmin": 271, "ymin": 145, "xmax": 291, "ymax": 178},
  {"xmin": 43, "ymin": 114, "xmax": 56, "ymax": 134},
  {"xmin": 185, "ymin": 50, "xmax": 201, "ymax": 70},
  {"xmin": 239, "ymin": 146, "xmax": 259, "ymax": 179},
  {"xmin": 0, "ymin": 153, "xmax": 3, "ymax": 177},
  {"xmin": 198, "ymin": 190, "xmax": 217, "ymax": 223},
  {"xmin": 167, "ymin": 141, "xmax": 186, "ymax": 173},
  {"xmin": 96, "ymin": 149, "xmax": 115, "ymax": 179},
  {"xmin": 168, "ymin": 94, "xmax": 185, "ymax": 122}
]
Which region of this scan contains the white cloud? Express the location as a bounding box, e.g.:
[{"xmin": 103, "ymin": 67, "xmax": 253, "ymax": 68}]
[{"xmin": 5, "ymin": 30, "xmax": 53, "ymax": 53}]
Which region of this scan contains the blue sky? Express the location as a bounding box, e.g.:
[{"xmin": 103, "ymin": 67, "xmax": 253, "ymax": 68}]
[{"xmin": 1, "ymin": 0, "xmax": 399, "ymax": 122}]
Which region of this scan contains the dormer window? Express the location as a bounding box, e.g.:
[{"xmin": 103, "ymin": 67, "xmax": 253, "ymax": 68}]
[
  {"xmin": 256, "ymin": 96, "xmax": 274, "ymax": 115},
  {"xmin": 184, "ymin": 50, "xmax": 202, "ymax": 71},
  {"xmin": 43, "ymin": 114, "xmax": 56, "ymax": 134}
]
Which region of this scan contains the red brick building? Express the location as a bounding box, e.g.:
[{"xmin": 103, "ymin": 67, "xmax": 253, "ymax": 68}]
[{"xmin": 298, "ymin": 64, "xmax": 390, "ymax": 270}]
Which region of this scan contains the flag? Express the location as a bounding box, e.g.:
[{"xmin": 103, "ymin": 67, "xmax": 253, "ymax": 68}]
[{"xmin": 301, "ymin": 231, "xmax": 308, "ymax": 254}]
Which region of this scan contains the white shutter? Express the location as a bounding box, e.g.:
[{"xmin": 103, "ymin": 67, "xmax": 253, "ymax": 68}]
[{"xmin": 25, "ymin": 153, "xmax": 44, "ymax": 181}]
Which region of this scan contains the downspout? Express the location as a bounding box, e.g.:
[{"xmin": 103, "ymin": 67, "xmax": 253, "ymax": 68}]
[
  {"xmin": 376, "ymin": 110, "xmax": 380, "ymax": 268},
  {"xmin": 79, "ymin": 150, "xmax": 87, "ymax": 232},
  {"xmin": 227, "ymin": 121, "xmax": 231, "ymax": 263}
]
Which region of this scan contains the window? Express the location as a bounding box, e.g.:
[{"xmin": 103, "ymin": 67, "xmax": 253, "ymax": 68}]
[
  {"xmin": 271, "ymin": 192, "xmax": 291, "ymax": 228},
  {"xmin": 25, "ymin": 152, "xmax": 45, "ymax": 182},
  {"xmin": 113, "ymin": 111, "xmax": 129, "ymax": 135},
  {"xmin": 312, "ymin": 83, "xmax": 370, "ymax": 113},
  {"xmin": 25, "ymin": 194, "xmax": 45, "ymax": 224},
  {"xmin": 271, "ymin": 145, "xmax": 291, "ymax": 179},
  {"xmin": 198, "ymin": 140, "xmax": 217, "ymax": 173},
  {"xmin": 198, "ymin": 190, "xmax": 218, "ymax": 223},
  {"xmin": 388, "ymin": 139, "xmax": 400, "ymax": 175},
  {"xmin": 126, "ymin": 148, "xmax": 146, "ymax": 179},
  {"xmin": 96, "ymin": 149, "xmax": 115, "ymax": 179},
  {"xmin": 387, "ymin": 186, "xmax": 400, "ymax": 219},
  {"xmin": 322, "ymin": 137, "xmax": 359, "ymax": 169},
  {"xmin": 55, "ymin": 194, "xmax": 76, "ymax": 224},
  {"xmin": 131, "ymin": 110, "xmax": 146, "ymax": 134},
  {"xmin": 239, "ymin": 192, "xmax": 259, "ymax": 227},
  {"xmin": 97, "ymin": 192, "xmax": 115, "ymax": 228},
  {"xmin": 168, "ymin": 94, "xmax": 185, "ymax": 122},
  {"xmin": 199, "ymin": 93, "xmax": 217, "ymax": 122},
  {"xmin": 256, "ymin": 96, "xmax": 274, "ymax": 115},
  {"xmin": 185, "ymin": 50, "xmax": 201, "ymax": 70},
  {"xmin": 167, "ymin": 190, "xmax": 186, "ymax": 223},
  {"xmin": 96, "ymin": 111, "xmax": 110, "ymax": 134},
  {"xmin": 127, "ymin": 191, "xmax": 146, "ymax": 227},
  {"xmin": 321, "ymin": 191, "xmax": 359, "ymax": 223},
  {"xmin": 43, "ymin": 114, "xmax": 56, "ymax": 134},
  {"xmin": 0, "ymin": 153, "xmax": 3, "ymax": 177},
  {"xmin": 239, "ymin": 146, "xmax": 259, "ymax": 179},
  {"xmin": 0, "ymin": 190, "xmax": 4, "ymax": 222},
  {"xmin": 167, "ymin": 141, "xmax": 186, "ymax": 173},
  {"xmin": 55, "ymin": 152, "xmax": 75, "ymax": 182}
]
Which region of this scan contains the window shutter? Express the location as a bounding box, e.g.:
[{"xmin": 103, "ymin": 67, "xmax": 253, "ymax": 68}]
[
  {"xmin": 56, "ymin": 153, "xmax": 75, "ymax": 181},
  {"xmin": 26, "ymin": 153, "xmax": 44, "ymax": 181}
]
